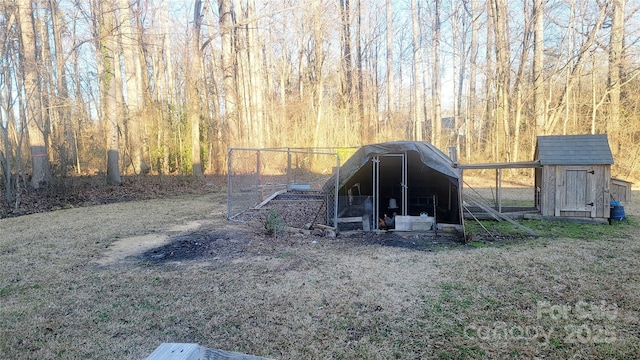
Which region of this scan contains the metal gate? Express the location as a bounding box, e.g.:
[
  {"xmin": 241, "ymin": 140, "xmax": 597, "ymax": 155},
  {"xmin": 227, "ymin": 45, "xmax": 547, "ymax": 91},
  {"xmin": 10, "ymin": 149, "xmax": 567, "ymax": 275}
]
[{"xmin": 372, "ymin": 153, "xmax": 408, "ymax": 230}]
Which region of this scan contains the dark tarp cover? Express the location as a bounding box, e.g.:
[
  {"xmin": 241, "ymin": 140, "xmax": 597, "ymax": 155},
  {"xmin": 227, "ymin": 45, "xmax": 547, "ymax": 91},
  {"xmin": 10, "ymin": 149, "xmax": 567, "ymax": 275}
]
[{"xmin": 326, "ymin": 141, "xmax": 460, "ymax": 191}]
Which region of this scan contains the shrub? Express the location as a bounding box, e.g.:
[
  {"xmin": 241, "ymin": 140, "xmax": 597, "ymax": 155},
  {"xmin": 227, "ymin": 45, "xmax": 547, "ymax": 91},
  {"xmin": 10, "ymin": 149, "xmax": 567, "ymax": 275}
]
[{"xmin": 265, "ymin": 208, "xmax": 284, "ymax": 236}]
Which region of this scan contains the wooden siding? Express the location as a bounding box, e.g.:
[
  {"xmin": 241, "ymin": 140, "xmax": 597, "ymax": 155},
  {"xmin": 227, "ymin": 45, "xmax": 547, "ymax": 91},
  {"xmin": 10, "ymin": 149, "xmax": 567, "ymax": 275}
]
[
  {"xmin": 600, "ymin": 166, "xmax": 611, "ymax": 218},
  {"xmin": 535, "ymin": 167, "xmax": 542, "ymax": 210},
  {"xmin": 540, "ymin": 164, "xmax": 610, "ymax": 219},
  {"xmin": 540, "ymin": 166, "xmax": 556, "ymax": 216},
  {"xmin": 611, "ymin": 178, "xmax": 632, "ymax": 204}
]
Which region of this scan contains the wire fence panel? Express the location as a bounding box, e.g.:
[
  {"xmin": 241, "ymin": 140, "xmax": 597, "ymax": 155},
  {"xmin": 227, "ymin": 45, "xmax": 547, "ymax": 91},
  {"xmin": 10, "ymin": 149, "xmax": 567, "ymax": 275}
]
[{"xmin": 227, "ymin": 148, "xmax": 352, "ymax": 229}]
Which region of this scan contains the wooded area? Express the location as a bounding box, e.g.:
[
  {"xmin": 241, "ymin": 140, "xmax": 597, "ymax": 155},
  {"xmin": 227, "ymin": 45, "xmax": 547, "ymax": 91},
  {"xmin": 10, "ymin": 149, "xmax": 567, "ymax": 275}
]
[{"xmin": 1, "ymin": 0, "xmax": 639, "ymax": 197}]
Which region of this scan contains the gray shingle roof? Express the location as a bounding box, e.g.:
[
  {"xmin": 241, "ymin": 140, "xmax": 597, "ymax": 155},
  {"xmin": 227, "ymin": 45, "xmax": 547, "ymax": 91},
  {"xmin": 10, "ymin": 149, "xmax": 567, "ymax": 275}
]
[{"xmin": 535, "ymin": 134, "xmax": 613, "ymax": 165}]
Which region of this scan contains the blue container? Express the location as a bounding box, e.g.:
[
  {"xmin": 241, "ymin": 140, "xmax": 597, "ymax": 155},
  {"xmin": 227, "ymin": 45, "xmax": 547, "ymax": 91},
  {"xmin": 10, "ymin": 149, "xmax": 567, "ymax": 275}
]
[{"xmin": 610, "ymin": 205, "xmax": 626, "ymax": 221}]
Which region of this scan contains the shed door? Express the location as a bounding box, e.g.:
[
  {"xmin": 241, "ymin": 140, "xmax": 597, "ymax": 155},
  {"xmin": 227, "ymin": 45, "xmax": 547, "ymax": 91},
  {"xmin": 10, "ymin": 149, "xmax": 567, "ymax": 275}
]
[{"xmin": 556, "ymin": 166, "xmax": 596, "ymax": 217}]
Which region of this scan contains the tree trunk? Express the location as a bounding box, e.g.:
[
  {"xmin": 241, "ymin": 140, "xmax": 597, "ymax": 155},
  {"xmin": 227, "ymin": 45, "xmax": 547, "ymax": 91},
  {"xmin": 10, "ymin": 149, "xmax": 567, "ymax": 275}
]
[
  {"xmin": 386, "ymin": 0, "xmax": 393, "ymax": 125},
  {"xmin": 117, "ymin": 0, "xmax": 148, "ymax": 174},
  {"xmin": 465, "ymin": 0, "xmax": 477, "ymax": 161},
  {"xmin": 608, "ymin": 0, "xmax": 625, "ymax": 157},
  {"xmin": 512, "ymin": 2, "xmax": 533, "ymax": 163},
  {"xmin": 451, "ymin": 0, "xmax": 466, "ymax": 153},
  {"xmin": 189, "ymin": 0, "xmax": 204, "ymax": 177},
  {"xmin": 481, "ymin": 1, "xmax": 493, "ymax": 158},
  {"xmin": 533, "ymin": 0, "xmax": 545, "ymax": 136},
  {"xmin": 218, "ymin": 0, "xmax": 238, "ymax": 146},
  {"xmin": 71, "ymin": 18, "xmax": 84, "ymax": 175},
  {"xmin": 161, "ymin": 0, "xmax": 174, "ymax": 173},
  {"xmin": 431, "ymin": 0, "xmax": 442, "ymax": 148},
  {"xmin": 490, "ymin": 0, "xmax": 510, "ymax": 161},
  {"xmin": 339, "ymin": 0, "xmax": 352, "ymax": 108},
  {"xmin": 17, "ymin": 0, "xmax": 51, "ymax": 189},
  {"xmin": 356, "ymin": 0, "xmax": 366, "ymax": 142},
  {"xmin": 245, "ymin": 0, "xmax": 266, "ymax": 148},
  {"xmin": 50, "ymin": 0, "xmax": 73, "ymax": 176},
  {"xmin": 98, "ymin": 0, "xmax": 122, "ymax": 185},
  {"xmin": 312, "ymin": 0, "xmax": 325, "ymax": 149},
  {"xmin": 411, "ymin": 0, "xmax": 422, "ymax": 141}
]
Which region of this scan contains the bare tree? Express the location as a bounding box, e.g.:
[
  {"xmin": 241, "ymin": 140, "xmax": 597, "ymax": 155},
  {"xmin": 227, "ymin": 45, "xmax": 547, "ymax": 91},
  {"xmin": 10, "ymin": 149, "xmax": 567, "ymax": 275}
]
[
  {"xmin": 96, "ymin": 0, "xmax": 122, "ymax": 185},
  {"xmin": 188, "ymin": 0, "xmax": 204, "ymax": 177},
  {"xmin": 310, "ymin": 0, "xmax": 327, "ymax": 149},
  {"xmin": 386, "ymin": 0, "xmax": 393, "ymax": 123},
  {"xmin": 49, "ymin": 0, "xmax": 74, "ymax": 175},
  {"xmin": 339, "ymin": 0, "xmax": 352, "ymax": 108},
  {"xmin": 480, "ymin": 0, "xmax": 494, "ymax": 158},
  {"xmin": 240, "ymin": 0, "xmax": 267, "ymax": 148},
  {"xmin": 431, "ymin": 0, "xmax": 442, "ymax": 148},
  {"xmin": 116, "ymin": 0, "xmax": 147, "ymax": 174},
  {"xmin": 465, "ymin": 0, "xmax": 478, "ymax": 161},
  {"xmin": 218, "ymin": 0, "xmax": 238, "ymax": 146},
  {"xmin": 488, "ymin": 0, "xmax": 510, "ymax": 161},
  {"xmin": 17, "ymin": 0, "xmax": 51, "ymax": 189},
  {"xmin": 355, "ymin": 0, "xmax": 366, "ymax": 142},
  {"xmin": 544, "ymin": 3, "xmax": 608, "ymax": 134},
  {"xmin": 512, "ymin": 1, "xmax": 534, "ymax": 162},
  {"xmin": 0, "ymin": 11, "xmax": 17, "ymax": 201},
  {"xmin": 608, "ymin": 0, "xmax": 625, "ymax": 157},
  {"xmin": 533, "ymin": 0, "xmax": 545, "ymax": 136},
  {"xmin": 4, "ymin": 0, "xmax": 640, "ymax": 189},
  {"xmin": 451, "ymin": 0, "xmax": 472, "ymax": 153},
  {"xmin": 156, "ymin": 0, "xmax": 176, "ymax": 174},
  {"xmin": 411, "ymin": 0, "xmax": 423, "ymax": 141}
]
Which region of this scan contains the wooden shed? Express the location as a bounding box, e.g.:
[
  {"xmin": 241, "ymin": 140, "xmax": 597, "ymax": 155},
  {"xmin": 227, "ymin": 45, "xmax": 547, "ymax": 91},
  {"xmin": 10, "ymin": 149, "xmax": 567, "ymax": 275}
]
[
  {"xmin": 534, "ymin": 134, "xmax": 613, "ymax": 219},
  {"xmin": 611, "ymin": 177, "xmax": 632, "ymax": 204}
]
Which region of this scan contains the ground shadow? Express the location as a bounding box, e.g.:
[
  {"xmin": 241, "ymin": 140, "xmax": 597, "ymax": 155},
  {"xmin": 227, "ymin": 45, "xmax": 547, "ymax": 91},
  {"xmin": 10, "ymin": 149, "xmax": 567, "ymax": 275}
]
[{"xmin": 339, "ymin": 230, "xmax": 466, "ymax": 252}]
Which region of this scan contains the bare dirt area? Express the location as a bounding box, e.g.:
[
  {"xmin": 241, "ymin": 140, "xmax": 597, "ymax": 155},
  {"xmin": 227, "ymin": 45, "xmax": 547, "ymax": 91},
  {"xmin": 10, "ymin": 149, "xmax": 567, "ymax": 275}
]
[
  {"xmin": 112, "ymin": 215, "xmax": 467, "ymax": 268},
  {"xmin": 1, "ymin": 178, "xmax": 639, "ymax": 359}
]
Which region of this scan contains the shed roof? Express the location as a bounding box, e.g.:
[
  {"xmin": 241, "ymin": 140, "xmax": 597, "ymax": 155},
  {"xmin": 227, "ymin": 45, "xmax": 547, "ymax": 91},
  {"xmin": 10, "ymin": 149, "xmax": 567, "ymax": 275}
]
[{"xmin": 535, "ymin": 134, "xmax": 613, "ymax": 165}]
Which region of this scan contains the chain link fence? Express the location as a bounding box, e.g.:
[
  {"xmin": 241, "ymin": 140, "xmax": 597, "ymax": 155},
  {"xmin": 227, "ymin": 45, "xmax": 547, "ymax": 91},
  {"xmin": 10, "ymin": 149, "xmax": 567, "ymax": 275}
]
[{"xmin": 227, "ymin": 148, "xmax": 355, "ymax": 229}]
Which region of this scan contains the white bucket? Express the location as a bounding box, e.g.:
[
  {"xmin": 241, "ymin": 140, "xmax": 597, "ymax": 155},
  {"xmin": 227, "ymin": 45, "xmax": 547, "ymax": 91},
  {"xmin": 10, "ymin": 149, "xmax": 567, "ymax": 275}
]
[{"xmin": 388, "ymin": 198, "xmax": 398, "ymax": 209}]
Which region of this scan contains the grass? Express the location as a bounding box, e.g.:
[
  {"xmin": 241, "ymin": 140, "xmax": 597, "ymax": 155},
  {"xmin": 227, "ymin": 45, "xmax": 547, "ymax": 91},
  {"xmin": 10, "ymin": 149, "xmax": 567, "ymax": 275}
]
[
  {"xmin": 1, "ymin": 192, "xmax": 639, "ymax": 359},
  {"xmin": 466, "ymin": 216, "xmax": 638, "ymax": 241},
  {"xmin": 497, "ymin": 199, "xmax": 535, "ymax": 207}
]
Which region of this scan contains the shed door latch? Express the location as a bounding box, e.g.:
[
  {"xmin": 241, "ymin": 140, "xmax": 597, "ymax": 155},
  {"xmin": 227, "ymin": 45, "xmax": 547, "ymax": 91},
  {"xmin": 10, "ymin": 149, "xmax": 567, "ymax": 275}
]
[
  {"xmin": 588, "ymin": 170, "xmax": 595, "ymax": 174},
  {"xmin": 587, "ymin": 202, "xmax": 594, "ymax": 206}
]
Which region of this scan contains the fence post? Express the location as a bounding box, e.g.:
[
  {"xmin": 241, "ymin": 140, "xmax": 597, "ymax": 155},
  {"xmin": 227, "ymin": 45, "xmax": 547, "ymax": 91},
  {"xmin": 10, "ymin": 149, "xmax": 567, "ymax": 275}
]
[
  {"xmin": 257, "ymin": 150, "xmax": 262, "ymax": 202},
  {"xmin": 227, "ymin": 148, "xmax": 233, "ymax": 219},
  {"xmin": 334, "ymin": 154, "xmax": 340, "ymax": 232},
  {"xmin": 287, "ymin": 148, "xmax": 292, "ymax": 189}
]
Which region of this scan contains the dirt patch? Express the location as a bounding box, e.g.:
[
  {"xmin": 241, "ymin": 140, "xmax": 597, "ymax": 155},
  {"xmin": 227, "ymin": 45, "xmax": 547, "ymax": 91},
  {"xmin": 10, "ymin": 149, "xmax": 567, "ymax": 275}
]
[
  {"xmin": 95, "ymin": 221, "xmax": 204, "ymax": 266},
  {"xmin": 234, "ymin": 199, "xmax": 326, "ymax": 229},
  {"xmin": 138, "ymin": 228, "xmax": 253, "ymax": 263},
  {"xmin": 130, "ymin": 226, "xmax": 469, "ymax": 266},
  {"xmin": 95, "ymin": 233, "xmax": 171, "ymax": 266}
]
